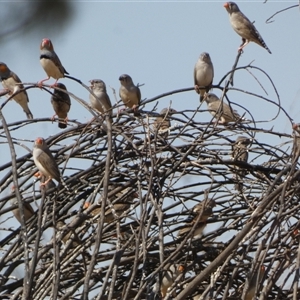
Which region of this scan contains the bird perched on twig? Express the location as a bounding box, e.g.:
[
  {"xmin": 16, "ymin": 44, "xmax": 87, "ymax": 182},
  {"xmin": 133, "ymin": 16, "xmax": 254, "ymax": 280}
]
[
  {"xmin": 39, "ymin": 38, "xmax": 69, "ymax": 87},
  {"xmin": 89, "ymin": 79, "xmax": 112, "ymax": 115},
  {"xmin": 153, "ymin": 108, "xmax": 177, "ymax": 138},
  {"xmin": 243, "ymin": 265, "xmax": 265, "ymax": 300},
  {"xmin": 232, "ymin": 136, "xmax": 251, "ymax": 191},
  {"xmin": 84, "ymin": 187, "xmax": 138, "ymax": 223},
  {"xmin": 51, "ymin": 83, "xmax": 71, "ymax": 128},
  {"xmin": 119, "ymin": 74, "xmax": 141, "ymax": 113},
  {"xmin": 224, "ymin": 2, "xmax": 271, "ymax": 54},
  {"xmin": 32, "ymin": 137, "xmax": 61, "ymax": 187},
  {"xmin": 160, "ymin": 264, "xmax": 185, "ymax": 298},
  {"xmin": 0, "ymin": 62, "xmax": 33, "ymax": 119},
  {"xmin": 194, "ymin": 52, "xmax": 214, "ymax": 102},
  {"xmin": 10, "ymin": 186, "xmax": 35, "ymax": 224},
  {"xmin": 202, "ymin": 93, "xmax": 243, "ymax": 124},
  {"xmin": 178, "ymin": 199, "xmax": 215, "ymax": 238}
]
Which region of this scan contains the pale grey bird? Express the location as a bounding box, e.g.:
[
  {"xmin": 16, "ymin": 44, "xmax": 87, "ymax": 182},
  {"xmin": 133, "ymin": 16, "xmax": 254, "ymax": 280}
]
[
  {"xmin": 202, "ymin": 93, "xmax": 243, "ymax": 124},
  {"xmin": 119, "ymin": 74, "xmax": 141, "ymax": 112},
  {"xmin": 232, "ymin": 136, "xmax": 251, "ymax": 191},
  {"xmin": 153, "ymin": 108, "xmax": 177, "ymax": 137},
  {"xmin": 0, "ymin": 62, "xmax": 33, "ymax": 119},
  {"xmin": 89, "ymin": 79, "xmax": 112, "ymax": 115},
  {"xmin": 224, "ymin": 2, "xmax": 271, "ymax": 54},
  {"xmin": 32, "ymin": 137, "xmax": 61, "ymax": 186},
  {"xmin": 160, "ymin": 264, "xmax": 185, "ymax": 298},
  {"xmin": 243, "ymin": 265, "xmax": 265, "ymax": 300},
  {"xmin": 51, "ymin": 83, "xmax": 71, "ymax": 129},
  {"xmin": 10, "ymin": 186, "xmax": 35, "ymax": 224},
  {"xmin": 194, "ymin": 52, "xmax": 214, "ymax": 101}
]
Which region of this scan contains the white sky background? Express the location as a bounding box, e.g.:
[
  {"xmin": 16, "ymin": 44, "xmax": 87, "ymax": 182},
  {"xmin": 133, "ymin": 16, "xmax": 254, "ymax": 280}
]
[
  {"xmin": 0, "ymin": 2, "xmax": 298, "ymax": 210},
  {"xmin": 0, "ymin": 0, "xmax": 299, "ymax": 294}
]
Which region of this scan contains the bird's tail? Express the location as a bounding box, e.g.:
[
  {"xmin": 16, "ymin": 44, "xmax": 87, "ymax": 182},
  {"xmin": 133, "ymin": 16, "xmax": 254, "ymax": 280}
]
[
  {"xmin": 58, "ymin": 121, "xmax": 67, "ymax": 129},
  {"xmin": 25, "ymin": 108, "xmax": 33, "ymax": 120}
]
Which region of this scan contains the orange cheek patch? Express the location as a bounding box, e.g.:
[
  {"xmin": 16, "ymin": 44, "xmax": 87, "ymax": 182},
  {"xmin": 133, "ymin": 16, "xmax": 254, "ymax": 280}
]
[{"xmin": 0, "ymin": 65, "xmax": 7, "ymax": 73}]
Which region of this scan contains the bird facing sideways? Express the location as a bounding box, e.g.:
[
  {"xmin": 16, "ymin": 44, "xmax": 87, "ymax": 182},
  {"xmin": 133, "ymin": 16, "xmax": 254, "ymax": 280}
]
[
  {"xmin": 0, "ymin": 62, "xmax": 33, "ymax": 119},
  {"xmin": 194, "ymin": 52, "xmax": 214, "ymax": 102},
  {"xmin": 119, "ymin": 74, "xmax": 141, "ymax": 112},
  {"xmin": 232, "ymin": 136, "xmax": 251, "ymax": 191},
  {"xmin": 224, "ymin": 2, "xmax": 271, "ymax": 54},
  {"xmin": 50, "ymin": 83, "xmax": 71, "ymax": 129},
  {"xmin": 32, "ymin": 137, "xmax": 61, "ymax": 186},
  {"xmin": 178, "ymin": 199, "xmax": 215, "ymax": 238},
  {"xmin": 89, "ymin": 79, "xmax": 112, "ymax": 115},
  {"xmin": 84, "ymin": 187, "xmax": 138, "ymax": 223},
  {"xmin": 202, "ymin": 93, "xmax": 243, "ymax": 124},
  {"xmin": 39, "ymin": 38, "xmax": 69, "ymax": 86}
]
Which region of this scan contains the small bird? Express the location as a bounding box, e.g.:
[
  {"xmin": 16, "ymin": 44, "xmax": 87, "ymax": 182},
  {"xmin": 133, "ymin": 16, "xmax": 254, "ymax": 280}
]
[
  {"xmin": 194, "ymin": 52, "xmax": 214, "ymax": 101},
  {"xmin": 153, "ymin": 108, "xmax": 177, "ymax": 137},
  {"xmin": 0, "ymin": 62, "xmax": 33, "ymax": 119},
  {"xmin": 232, "ymin": 136, "xmax": 251, "ymax": 191},
  {"xmin": 50, "ymin": 83, "xmax": 71, "ymax": 128},
  {"xmin": 10, "ymin": 186, "xmax": 35, "ymax": 224},
  {"xmin": 202, "ymin": 93, "xmax": 242, "ymax": 124},
  {"xmin": 39, "ymin": 38, "xmax": 69, "ymax": 86},
  {"xmin": 243, "ymin": 265, "xmax": 265, "ymax": 300},
  {"xmin": 119, "ymin": 74, "xmax": 141, "ymax": 112},
  {"xmin": 192, "ymin": 199, "xmax": 216, "ymax": 221},
  {"xmin": 89, "ymin": 79, "xmax": 112, "ymax": 115},
  {"xmin": 84, "ymin": 187, "xmax": 137, "ymax": 223},
  {"xmin": 161, "ymin": 264, "xmax": 185, "ymax": 298},
  {"xmin": 178, "ymin": 199, "xmax": 215, "ymax": 238},
  {"xmin": 32, "ymin": 137, "xmax": 61, "ymax": 186},
  {"xmin": 178, "ymin": 200, "xmax": 215, "ymax": 238},
  {"xmin": 224, "ymin": 2, "xmax": 271, "ymax": 54},
  {"xmin": 56, "ymin": 220, "xmax": 81, "ymax": 248}
]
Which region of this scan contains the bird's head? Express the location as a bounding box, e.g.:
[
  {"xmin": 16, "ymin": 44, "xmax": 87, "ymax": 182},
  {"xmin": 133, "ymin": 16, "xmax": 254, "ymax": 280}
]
[{"xmin": 40, "ymin": 38, "xmax": 54, "ymax": 51}]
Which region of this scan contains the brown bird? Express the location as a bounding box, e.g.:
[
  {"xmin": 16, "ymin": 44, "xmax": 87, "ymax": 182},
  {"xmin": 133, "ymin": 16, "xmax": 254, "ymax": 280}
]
[
  {"xmin": 194, "ymin": 52, "xmax": 214, "ymax": 101},
  {"xmin": 56, "ymin": 220, "xmax": 82, "ymax": 248},
  {"xmin": 10, "ymin": 186, "xmax": 35, "ymax": 224},
  {"xmin": 0, "ymin": 62, "xmax": 33, "ymax": 119},
  {"xmin": 119, "ymin": 74, "xmax": 141, "ymax": 112},
  {"xmin": 84, "ymin": 187, "xmax": 138, "ymax": 223},
  {"xmin": 243, "ymin": 265, "xmax": 265, "ymax": 300},
  {"xmin": 202, "ymin": 93, "xmax": 243, "ymax": 124},
  {"xmin": 51, "ymin": 83, "xmax": 71, "ymax": 128},
  {"xmin": 39, "ymin": 38, "xmax": 69, "ymax": 86},
  {"xmin": 178, "ymin": 199, "xmax": 215, "ymax": 238},
  {"xmin": 32, "ymin": 137, "xmax": 61, "ymax": 186},
  {"xmin": 224, "ymin": 2, "xmax": 271, "ymax": 54},
  {"xmin": 160, "ymin": 264, "xmax": 185, "ymax": 298},
  {"xmin": 153, "ymin": 108, "xmax": 177, "ymax": 137},
  {"xmin": 232, "ymin": 136, "xmax": 251, "ymax": 191},
  {"xmin": 89, "ymin": 79, "xmax": 112, "ymax": 115}
]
